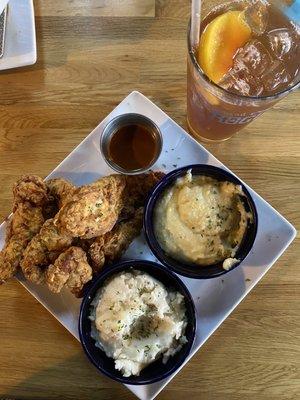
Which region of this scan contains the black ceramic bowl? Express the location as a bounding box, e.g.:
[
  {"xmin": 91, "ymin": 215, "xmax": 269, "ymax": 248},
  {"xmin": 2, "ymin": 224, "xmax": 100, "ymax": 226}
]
[
  {"xmin": 144, "ymin": 164, "xmax": 258, "ymax": 279},
  {"xmin": 79, "ymin": 260, "xmax": 196, "ymax": 385}
]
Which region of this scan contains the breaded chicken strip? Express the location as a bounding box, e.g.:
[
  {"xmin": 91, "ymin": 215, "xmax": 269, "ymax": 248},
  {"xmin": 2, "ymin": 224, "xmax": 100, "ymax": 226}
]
[
  {"xmin": 125, "ymin": 171, "xmax": 164, "ymax": 202},
  {"xmin": 89, "ymin": 208, "xmax": 143, "ymax": 272},
  {"xmin": 0, "ymin": 203, "xmax": 45, "ymax": 284},
  {"xmin": 45, "ymin": 246, "xmax": 93, "ymax": 296},
  {"xmin": 121, "ymin": 171, "xmax": 164, "ymax": 218},
  {"xmin": 0, "ymin": 176, "xmax": 48, "ymax": 284},
  {"xmin": 20, "ymin": 219, "xmax": 73, "ymax": 284},
  {"xmin": 43, "ymin": 178, "xmax": 76, "ymax": 219},
  {"xmin": 54, "ymin": 175, "xmax": 126, "ymax": 239},
  {"xmin": 46, "ymin": 178, "xmax": 75, "ymax": 208},
  {"xmin": 13, "ymin": 175, "xmax": 48, "ymax": 209}
]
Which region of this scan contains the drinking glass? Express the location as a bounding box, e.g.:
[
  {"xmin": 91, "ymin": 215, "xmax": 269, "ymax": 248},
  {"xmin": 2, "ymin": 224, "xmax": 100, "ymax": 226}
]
[{"xmin": 187, "ymin": 0, "xmax": 300, "ymax": 142}]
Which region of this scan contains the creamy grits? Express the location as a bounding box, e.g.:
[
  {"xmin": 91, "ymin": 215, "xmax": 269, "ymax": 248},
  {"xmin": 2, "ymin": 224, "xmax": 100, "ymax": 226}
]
[{"xmin": 154, "ymin": 171, "xmax": 252, "ymax": 269}]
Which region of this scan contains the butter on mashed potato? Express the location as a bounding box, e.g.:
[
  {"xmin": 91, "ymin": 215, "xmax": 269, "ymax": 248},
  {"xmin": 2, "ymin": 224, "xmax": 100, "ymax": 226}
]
[
  {"xmin": 154, "ymin": 171, "xmax": 252, "ymax": 269},
  {"xmin": 89, "ymin": 270, "xmax": 187, "ymax": 377}
]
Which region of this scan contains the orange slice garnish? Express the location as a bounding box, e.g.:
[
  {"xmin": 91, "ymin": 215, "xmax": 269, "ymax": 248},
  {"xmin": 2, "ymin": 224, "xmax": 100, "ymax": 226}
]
[{"xmin": 198, "ymin": 10, "xmax": 251, "ymax": 84}]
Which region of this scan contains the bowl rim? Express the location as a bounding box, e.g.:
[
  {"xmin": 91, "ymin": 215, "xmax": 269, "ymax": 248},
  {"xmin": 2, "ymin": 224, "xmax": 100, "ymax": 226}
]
[
  {"xmin": 143, "ymin": 164, "xmax": 258, "ymax": 279},
  {"xmin": 78, "ymin": 259, "xmax": 196, "ymax": 385}
]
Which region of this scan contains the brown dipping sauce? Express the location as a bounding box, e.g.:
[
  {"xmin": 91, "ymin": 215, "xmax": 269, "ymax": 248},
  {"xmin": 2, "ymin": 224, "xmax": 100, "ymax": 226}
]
[{"xmin": 108, "ymin": 124, "xmax": 159, "ymax": 171}]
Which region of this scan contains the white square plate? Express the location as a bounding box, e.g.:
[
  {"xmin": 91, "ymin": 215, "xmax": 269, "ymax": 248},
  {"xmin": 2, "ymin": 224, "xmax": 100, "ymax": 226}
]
[
  {"xmin": 0, "ymin": 0, "xmax": 36, "ymax": 71},
  {"xmin": 0, "ymin": 91, "xmax": 296, "ymax": 400}
]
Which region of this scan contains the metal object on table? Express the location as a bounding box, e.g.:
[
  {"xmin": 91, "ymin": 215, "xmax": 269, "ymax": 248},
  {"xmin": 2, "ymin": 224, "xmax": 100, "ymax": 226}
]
[
  {"xmin": 0, "ymin": 6, "xmax": 7, "ymax": 58},
  {"xmin": 100, "ymin": 113, "xmax": 163, "ymax": 175}
]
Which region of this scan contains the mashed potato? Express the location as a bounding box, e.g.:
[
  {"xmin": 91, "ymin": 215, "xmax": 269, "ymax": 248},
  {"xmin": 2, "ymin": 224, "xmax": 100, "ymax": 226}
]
[
  {"xmin": 89, "ymin": 269, "xmax": 187, "ymax": 377},
  {"xmin": 154, "ymin": 171, "xmax": 252, "ymax": 269}
]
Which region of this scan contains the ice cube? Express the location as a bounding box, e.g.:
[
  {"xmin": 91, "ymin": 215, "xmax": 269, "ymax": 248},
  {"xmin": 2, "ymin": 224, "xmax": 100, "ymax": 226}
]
[
  {"xmin": 243, "ymin": 0, "xmax": 268, "ymax": 35},
  {"xmin": 261, "ymin": 60, "xmax": 292, "ymax": 92},
  {"xmin": 219, "ymin": 40, "xmax": 270, "ymax": 96},
  {"xmin": 235, "ymin": 39, "xmax": 273, "ymax": 76},
  {"xmin": 267, "ymin": 28, "xmax": 298, "ymax": 60},
  {"xmin": 220, "ymin": 70, "xmax": 253, "ymax": 96},
  {"xmin": 220, "ymin": 63, "xmax": 264, "ymax": 96}
]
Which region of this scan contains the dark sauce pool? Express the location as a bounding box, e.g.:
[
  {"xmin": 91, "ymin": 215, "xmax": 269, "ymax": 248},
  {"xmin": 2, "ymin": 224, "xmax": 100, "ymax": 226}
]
[{"xmin": 108, "ymin": 123, "xmax": 160, "ymax": 171}]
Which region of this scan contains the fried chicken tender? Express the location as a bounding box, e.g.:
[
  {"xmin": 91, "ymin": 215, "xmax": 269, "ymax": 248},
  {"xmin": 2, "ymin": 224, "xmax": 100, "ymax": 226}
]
[
  {"xmin": 13, "ymin": 175, "xmax": 48, "ymax": 209},
  {"xmin": 46, "ymin": 178, "xmax": 75, "ymax": 208},
  {"xmin": 0, "ymin": 176, "xmax": 48, "ymax": 284},
  {"xmin": 43, "ymin": 178, "xmax": 76, "ymax": 219},
  {"xmin": 20, "ymin": 219, "xmax": 73, "ymax": 284},
  {"xmin": 121, "ymin": 171, "xmax": 165, "ymax": 218},
  {"xmin": 89, "ymin": 208, "xmax": 144, "ymax": 272},
  {"xmin": 45, "ymin": 246, "xmax": 93, "ymax": 296},
  {"xmin": 54, "ymin": 175, "xmax": 126, "ymax": 239},
  {"xmin": 0, "ymin": 204, "xmax": 45, "ymax": 284}
]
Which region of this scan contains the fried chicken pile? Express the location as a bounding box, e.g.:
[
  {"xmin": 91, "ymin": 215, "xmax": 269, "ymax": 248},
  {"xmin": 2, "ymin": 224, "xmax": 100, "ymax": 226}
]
[{"xmin": 0, "ymin": 171, "xmax": 164, "ymax": 296}]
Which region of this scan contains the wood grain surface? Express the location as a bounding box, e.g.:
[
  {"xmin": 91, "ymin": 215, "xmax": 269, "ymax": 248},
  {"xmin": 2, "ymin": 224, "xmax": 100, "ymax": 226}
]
[{"xmin": 0, "ymin": 1, "xmax": 299, "ymax": 399}]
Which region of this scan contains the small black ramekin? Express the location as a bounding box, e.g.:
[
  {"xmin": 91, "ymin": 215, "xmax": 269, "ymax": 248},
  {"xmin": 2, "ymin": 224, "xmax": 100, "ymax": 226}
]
[
  {"xmin": 144, "ymin": 164, "xmax": 258, "ymax": 279},
  {"xmin": 78, "ymin": 260, "xmax": 196, "ymax": 385}
]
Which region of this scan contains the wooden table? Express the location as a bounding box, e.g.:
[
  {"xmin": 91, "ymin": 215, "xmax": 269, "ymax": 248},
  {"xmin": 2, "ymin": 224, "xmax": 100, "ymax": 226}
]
[{"xmin": 0, "ymin": 1, "xmax": 299, "ymax": 399}]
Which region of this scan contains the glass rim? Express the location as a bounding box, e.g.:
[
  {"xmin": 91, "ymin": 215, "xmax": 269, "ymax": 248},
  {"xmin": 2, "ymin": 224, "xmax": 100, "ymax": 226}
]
[{"xmin": 187, "ymin": 19, "xmax": 300, "ymax": 102}]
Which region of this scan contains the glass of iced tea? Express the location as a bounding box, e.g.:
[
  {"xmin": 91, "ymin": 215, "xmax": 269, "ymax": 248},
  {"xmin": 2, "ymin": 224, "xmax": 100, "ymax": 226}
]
[{"xmin": 187, "ymin": 0, "xmax": 300, "ymax": 142}]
